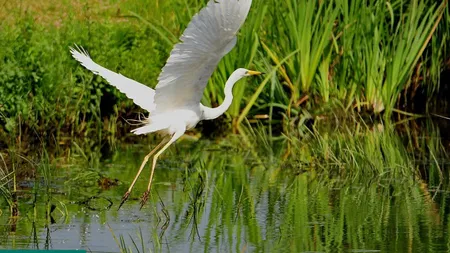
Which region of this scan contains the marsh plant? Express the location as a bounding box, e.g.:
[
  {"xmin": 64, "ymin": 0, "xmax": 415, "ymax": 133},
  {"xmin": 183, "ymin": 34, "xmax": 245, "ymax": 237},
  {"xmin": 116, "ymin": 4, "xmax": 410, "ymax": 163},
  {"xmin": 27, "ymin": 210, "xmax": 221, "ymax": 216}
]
[
  {"xmin": 90, "ymin": 121, "xmax": 449, "ymax": 252},
  {"xmin": 0, "ymin": 153, "xmax": 13, "ymax": 212},
  {"xmin": 0, "ymin": 0, "xmax": 448, "ymax": 143},
  {"xmin": 0, "ymin": 1, "xmax": 450, "ymax": 250}
]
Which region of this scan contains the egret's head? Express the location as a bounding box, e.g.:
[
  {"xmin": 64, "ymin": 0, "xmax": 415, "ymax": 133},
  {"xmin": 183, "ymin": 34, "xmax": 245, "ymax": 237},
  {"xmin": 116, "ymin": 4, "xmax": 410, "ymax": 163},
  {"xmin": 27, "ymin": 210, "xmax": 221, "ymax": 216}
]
[
  {"xmin": 226, "ymin": 68, "xmax": 262, "ymax": 89},
  {"xmin": 235, "ymin": 68, "xmax": 263, "ymax": 77},
  {"xmin": 244, "ymin": 69, "xmax": 263, "ymax": 77}
]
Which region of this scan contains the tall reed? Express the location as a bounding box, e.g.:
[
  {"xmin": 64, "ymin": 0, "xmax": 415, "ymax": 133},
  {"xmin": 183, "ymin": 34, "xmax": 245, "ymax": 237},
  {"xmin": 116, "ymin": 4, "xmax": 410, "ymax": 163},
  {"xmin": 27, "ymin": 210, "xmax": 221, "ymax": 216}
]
[{"xmin": 0, "ymin": 0, "xmax": 448, "ymax": 141}]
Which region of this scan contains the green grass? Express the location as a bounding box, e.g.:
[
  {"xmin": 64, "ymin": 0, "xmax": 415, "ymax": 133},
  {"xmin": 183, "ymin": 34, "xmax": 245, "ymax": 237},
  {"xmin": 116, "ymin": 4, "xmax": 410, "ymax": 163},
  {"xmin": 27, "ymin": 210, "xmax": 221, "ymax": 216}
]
[
  {"xmin": 80, "ymin": 124, "xmax": 448, "ymax": 252},
  {"xmin": 1, "ymin": 0, "xmax": 449, "ymax": 219},
  {"xmin": 0, "ymin": 0, "xmax": 449, "ymax": 144},
  {"xmin": 0, "ymin": 115, "xmax": 448, "ymax": 251},
  {"xmin": 0, "ymin": 1, "xmax": 449, "ymax": 250}
]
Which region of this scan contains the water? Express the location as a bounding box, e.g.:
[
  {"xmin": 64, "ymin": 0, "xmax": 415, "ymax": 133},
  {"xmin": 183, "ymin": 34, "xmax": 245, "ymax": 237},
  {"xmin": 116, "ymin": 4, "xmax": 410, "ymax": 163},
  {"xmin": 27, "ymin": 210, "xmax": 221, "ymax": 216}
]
[{"xmin": 1, "ymin": 134, "xmax": 450, "ymax": 252}]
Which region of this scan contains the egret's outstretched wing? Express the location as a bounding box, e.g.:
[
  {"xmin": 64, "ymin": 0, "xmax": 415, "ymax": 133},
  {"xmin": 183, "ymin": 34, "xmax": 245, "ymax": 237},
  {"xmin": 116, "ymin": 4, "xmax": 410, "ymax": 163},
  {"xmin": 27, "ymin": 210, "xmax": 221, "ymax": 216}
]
[
  {"xmin": 70, "ymin": 46, "xmax": 156, "ymax": 112},
  {"xmin": 154, "ymin": 0, "xmax": 252, "ymax": 113}
]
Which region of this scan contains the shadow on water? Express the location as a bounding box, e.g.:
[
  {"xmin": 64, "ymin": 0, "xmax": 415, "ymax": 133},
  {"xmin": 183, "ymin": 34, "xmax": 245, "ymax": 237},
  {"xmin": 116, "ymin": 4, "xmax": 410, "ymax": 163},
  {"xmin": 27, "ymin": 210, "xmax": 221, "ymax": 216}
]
[{"xmin": 0, "ymin": 118, "xmax": 450, "ymax": 252}]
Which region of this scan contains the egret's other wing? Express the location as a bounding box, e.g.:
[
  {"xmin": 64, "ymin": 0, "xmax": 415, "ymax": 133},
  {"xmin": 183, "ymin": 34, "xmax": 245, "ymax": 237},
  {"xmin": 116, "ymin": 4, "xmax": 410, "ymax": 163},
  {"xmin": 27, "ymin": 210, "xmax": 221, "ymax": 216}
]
[
  {"xmin": 154, "ymin": 0, "xmax": 252, "ymax": 113},
  {"xmin": 70, "ymin": 46, "xmax": 156, "ymax": 112}
]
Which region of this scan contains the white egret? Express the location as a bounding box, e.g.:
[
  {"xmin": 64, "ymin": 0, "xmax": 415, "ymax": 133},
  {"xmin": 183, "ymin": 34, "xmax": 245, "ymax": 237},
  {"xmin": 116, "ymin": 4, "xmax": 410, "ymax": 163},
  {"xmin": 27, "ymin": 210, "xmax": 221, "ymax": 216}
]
[{"xmin": 70, "ymin": 0, "xmax": 260, "ymax": 208}]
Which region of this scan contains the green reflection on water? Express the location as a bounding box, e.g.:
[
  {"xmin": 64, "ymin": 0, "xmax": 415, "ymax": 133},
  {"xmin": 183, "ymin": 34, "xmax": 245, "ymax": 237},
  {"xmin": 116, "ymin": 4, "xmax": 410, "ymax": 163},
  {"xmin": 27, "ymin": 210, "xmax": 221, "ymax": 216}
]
[{"xmin": 0, "ymin": 123, "xmax": 449, "ymax": 252}]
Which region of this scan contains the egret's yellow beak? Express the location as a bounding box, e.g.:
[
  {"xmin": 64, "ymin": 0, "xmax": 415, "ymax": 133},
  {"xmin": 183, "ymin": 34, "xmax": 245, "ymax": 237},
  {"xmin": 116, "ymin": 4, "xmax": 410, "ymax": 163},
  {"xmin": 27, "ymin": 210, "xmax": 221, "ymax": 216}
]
[{"xmin": 247, "ymin": 70, "xmax": 263, "ymax": 76}]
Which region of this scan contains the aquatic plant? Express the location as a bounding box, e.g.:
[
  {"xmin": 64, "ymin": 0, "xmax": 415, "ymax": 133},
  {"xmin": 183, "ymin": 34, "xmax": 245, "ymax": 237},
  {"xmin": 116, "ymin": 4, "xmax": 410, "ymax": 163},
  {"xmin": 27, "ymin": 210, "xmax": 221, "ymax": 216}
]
[{"xmin": 0, "ymin": 153, "xmax": 13, "ymax": 211}]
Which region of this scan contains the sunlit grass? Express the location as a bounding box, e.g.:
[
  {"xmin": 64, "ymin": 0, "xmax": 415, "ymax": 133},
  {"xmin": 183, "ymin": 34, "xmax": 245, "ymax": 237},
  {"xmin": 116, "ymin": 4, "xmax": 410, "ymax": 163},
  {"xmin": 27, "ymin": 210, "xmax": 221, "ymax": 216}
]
[
  {"xmin": 0, "ymin": 1, "xmax": 449, "ymax": 249},
  {"xmin": 0, "ymin": 0, "xmax": 449, "ymax": 143}
]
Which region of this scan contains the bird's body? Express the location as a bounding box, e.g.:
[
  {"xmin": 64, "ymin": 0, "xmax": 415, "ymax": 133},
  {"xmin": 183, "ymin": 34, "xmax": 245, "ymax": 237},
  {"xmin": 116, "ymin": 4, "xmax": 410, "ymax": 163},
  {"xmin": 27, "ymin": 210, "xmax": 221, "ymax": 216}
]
[
  {"xmin": 70, "ymin": 0, "xmax": 259, "ymax": 208},
  {"xmin": 130, "ymin": 68, "xmax": 252, "ymax": 136},
  {"xmin": 132, "ymin": 108, "xmax": 201, "ymax": 136}
]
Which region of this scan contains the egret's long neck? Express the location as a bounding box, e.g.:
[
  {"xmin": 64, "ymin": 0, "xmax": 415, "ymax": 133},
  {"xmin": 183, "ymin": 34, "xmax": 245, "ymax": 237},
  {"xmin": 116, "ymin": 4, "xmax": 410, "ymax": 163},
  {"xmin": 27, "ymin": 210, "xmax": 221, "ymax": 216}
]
[{"xmin": 201, "ymin": 71, "xmax": 243, "ymax": 120}]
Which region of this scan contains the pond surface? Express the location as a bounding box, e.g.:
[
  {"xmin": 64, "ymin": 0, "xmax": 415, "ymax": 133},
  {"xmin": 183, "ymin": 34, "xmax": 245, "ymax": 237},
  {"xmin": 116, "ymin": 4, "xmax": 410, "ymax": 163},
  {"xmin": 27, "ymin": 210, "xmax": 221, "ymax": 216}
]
[{"xmin": 1, "ymin": 135, "xmax": 450, "ymax": 252}]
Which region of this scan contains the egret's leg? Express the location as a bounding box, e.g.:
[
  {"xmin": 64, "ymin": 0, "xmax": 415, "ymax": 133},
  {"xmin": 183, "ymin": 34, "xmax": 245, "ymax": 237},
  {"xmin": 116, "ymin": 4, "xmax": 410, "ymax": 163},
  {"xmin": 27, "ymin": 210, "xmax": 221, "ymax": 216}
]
[
  {"xmin": 118, "ymin": 138, "xmax": 168, "ymax": 210},
  {"xmin": 140, "ymin": 130, "xmax": 185, "ymax": 208}
]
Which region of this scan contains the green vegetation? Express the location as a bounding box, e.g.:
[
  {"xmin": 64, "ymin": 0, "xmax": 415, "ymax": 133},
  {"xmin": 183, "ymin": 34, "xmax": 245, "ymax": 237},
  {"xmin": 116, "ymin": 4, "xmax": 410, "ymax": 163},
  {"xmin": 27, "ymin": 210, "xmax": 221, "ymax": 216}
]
[
  {"xmin": 1, "ymin": 0, "xmax": 450, "ymax": 251},
  {"xmin": 0, "ymin": 153, "xmax": 13, "ymax": 210},
  {"xmin": 0, "ymin": 121, "xmax": 449, "ymax": 252},
  {"xmin": 0, "ymin": 0, "xmax": 449, "ymax": 144}
]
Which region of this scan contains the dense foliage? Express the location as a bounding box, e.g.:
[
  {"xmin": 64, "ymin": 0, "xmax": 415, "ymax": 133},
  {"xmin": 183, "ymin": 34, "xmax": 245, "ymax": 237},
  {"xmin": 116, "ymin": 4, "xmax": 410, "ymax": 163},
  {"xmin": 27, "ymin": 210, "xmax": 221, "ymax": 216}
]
[{"xmin": 0, "ymin": 0, "xmax": 448, "ymax": 145}]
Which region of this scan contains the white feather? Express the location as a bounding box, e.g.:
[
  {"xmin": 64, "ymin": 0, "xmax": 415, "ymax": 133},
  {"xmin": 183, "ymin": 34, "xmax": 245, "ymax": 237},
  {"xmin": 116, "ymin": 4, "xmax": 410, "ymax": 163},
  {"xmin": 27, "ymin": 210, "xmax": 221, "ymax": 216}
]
[
  {"xmin": 154, "ymin": 0, "xmax": 253, "ymax": 113},
  {"xmin": 70, "ymin": 0, "xmax": 255, "ymax": 205},
  {"xmin": 69, "ymin": 45, "xmax": 156, "ymax": 112},
  {"xmin": 70, "ymin": 0, "xmax": 253, "ymax": 136}
]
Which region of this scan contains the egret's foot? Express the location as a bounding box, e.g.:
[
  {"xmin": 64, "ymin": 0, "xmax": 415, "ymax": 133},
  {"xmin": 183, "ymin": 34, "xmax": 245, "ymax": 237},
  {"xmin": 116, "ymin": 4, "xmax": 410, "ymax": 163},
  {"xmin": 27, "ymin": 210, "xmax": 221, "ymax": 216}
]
[
  {"xmin": 118, "ymin": 191, "xmax": 130, "ymax": 210},
  {"xmin": 140, "ymin": 191, "xmax": 150, "ymax": 209}
]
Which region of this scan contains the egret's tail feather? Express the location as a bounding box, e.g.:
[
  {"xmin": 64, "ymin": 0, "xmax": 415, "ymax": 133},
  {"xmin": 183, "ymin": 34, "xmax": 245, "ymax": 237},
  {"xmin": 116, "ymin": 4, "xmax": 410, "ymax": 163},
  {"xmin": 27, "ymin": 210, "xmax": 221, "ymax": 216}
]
[
  {"xmin": 131, "ymin": 122, "xmax": 168, "ymax": 135},
  {"xmin": 131, "ymin": 126, "xmax": 154, "ymax": 135}
]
